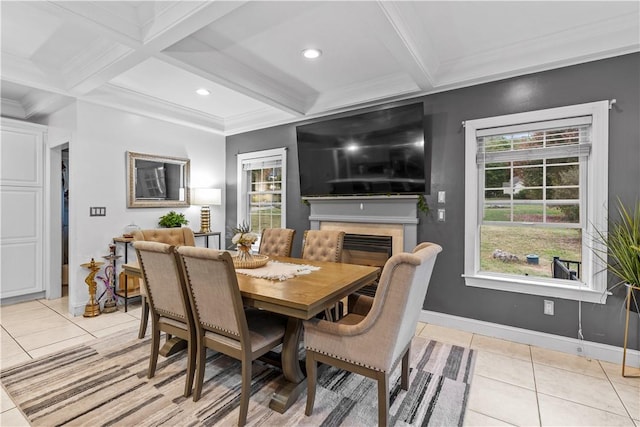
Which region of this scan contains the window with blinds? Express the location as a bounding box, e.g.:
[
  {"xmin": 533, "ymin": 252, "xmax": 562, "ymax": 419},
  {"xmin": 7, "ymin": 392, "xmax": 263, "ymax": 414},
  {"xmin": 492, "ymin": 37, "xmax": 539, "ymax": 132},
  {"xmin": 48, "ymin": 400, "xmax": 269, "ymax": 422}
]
[
  {"xmin": 463, "ymin": 101, "xmax": 609, "ymax": 303},
  {"xmin": 477, "ymin": 117, "xmax": 591, "ymax": 227},
  {"xmin": 237, "ymin": 148, "xmax": 287, "ymax": 236}
]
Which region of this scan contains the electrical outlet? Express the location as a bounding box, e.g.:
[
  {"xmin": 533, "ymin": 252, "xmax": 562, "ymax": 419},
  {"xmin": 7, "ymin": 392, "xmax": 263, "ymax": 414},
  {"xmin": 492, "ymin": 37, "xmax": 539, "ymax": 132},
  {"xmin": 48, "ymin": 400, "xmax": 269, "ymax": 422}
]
[
  {"xmin": 543, "ymin": 299, "xmax": 554, "ymax": 315},
  {"xmin": 437, "ymin": 208, "xmax": 445, "ymax": 222}
]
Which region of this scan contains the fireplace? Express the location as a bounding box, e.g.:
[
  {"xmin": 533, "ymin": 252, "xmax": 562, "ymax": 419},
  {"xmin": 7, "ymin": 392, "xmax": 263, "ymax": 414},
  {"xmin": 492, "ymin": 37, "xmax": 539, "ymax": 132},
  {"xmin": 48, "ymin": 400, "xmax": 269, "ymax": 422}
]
[
  {"xmin": 306, "ymin": 195, "xmax": 419, "ymax": 253},
  {"xmin": 342, "ymin": 233, "xmax": 393, "ymax": 297},
  {"xmin": 305, "ymin": 195, "xmax": 419, "ymax": 300}
]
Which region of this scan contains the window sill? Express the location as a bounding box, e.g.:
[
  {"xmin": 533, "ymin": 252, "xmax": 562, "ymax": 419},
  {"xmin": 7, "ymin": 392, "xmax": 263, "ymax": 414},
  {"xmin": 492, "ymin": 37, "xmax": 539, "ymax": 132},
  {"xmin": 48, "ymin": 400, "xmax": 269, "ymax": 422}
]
[{"xmin": 463, "ymin": 273, "xmax": 608, "ymax": 304}]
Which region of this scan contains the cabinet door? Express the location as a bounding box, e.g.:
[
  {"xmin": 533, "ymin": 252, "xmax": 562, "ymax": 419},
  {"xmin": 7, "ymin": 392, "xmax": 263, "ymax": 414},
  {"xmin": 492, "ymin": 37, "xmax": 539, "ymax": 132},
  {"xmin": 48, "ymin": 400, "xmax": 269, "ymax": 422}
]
[{"xmin": 1, "ymin": 122, "xmax": 45, "ymax": 300}]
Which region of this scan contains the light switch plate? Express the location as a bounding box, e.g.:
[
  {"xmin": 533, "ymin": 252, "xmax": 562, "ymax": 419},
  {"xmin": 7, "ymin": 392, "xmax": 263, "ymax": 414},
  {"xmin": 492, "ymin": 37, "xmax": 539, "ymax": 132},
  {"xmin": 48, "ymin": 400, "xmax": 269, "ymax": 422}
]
[
  {"xmin": 438, "ymin": 191, "xmax": 446, "ymax": 204},
  {"xmin": 90, "ymin": 207, "xmax": 106, "ymax": 216},
  {"xmin": 437, "ymin": 208, "xmax": 445, "ymax": 222}
]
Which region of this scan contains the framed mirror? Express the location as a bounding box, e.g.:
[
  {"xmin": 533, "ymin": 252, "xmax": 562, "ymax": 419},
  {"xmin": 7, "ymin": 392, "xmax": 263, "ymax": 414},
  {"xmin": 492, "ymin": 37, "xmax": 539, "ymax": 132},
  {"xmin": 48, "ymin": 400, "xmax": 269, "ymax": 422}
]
[{"xmin": 127, "ymin": 151, "xmax": 190, "ymax": 208}]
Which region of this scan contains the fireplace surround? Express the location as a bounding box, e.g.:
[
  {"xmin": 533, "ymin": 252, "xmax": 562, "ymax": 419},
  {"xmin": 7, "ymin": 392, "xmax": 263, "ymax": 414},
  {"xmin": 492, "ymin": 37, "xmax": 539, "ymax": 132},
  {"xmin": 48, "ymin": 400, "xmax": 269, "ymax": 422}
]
[{"xmin": 305, "ymin": 195, "xmax": 419, "ymax": 254}]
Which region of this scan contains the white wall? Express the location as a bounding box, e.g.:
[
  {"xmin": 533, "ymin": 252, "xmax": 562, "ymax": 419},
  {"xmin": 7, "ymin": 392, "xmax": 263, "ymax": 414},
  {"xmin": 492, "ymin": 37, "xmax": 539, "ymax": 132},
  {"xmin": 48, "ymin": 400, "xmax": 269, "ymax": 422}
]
[{"xmin": 47, "ymin": 101, "xmax": 225, "ymax": 315}]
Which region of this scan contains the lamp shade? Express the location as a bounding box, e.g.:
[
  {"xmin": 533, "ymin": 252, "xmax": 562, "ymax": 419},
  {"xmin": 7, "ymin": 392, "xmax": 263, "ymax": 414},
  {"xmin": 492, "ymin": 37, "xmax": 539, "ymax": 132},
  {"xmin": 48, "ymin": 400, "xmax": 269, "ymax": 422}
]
[{"xmin": 193, "ymin": 188, "xmax": 222, "ymax": 206}]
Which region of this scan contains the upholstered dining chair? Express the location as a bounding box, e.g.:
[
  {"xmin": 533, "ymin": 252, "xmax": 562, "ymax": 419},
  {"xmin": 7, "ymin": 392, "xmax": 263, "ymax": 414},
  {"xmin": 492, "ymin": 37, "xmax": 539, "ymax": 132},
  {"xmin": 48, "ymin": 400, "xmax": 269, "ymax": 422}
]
[
  {"xmin": 301, "ymin": 229, "xmax": 346, "ymax": 320},
  {"xmin": 175, "ymin": 246, "xmax": 287, "ymax": 427},
  {"xmin": 133, "ymin": 241, "xmax": 196, "ymax": 398},
  {"xmin": 303, "ymin": 242, "xmax": 443, "ymax": 427},
  {"xmin": 258, "ymin": 228, "xmax": 296, "ymax": 257},
  {"xmin": 301, "ymin": 229, "xmax": 345, "ymax": 262},
  {"xmin": 132, "ymin": 227, "xmax": 196, "ymax": 339}
]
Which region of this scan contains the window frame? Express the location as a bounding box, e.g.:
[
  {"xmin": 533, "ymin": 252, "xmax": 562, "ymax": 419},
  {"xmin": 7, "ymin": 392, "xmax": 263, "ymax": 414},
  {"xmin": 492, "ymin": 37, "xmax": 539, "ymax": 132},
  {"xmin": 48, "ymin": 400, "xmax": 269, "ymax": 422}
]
[
  {"xmin": 236, "ymin": 148, "xmax": 287, "ymax": 249},
  {"xmin": 463, "ymin": 101, "xmax": 609, "ymax": 303}
]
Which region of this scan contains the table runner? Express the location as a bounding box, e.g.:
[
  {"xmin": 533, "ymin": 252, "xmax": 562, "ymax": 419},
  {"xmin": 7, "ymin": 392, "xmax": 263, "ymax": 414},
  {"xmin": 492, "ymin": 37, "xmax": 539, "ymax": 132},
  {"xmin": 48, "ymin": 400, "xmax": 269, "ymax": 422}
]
[{"xmin": 235, "ymin": 260, "xmax": 320, "ymax": 281}]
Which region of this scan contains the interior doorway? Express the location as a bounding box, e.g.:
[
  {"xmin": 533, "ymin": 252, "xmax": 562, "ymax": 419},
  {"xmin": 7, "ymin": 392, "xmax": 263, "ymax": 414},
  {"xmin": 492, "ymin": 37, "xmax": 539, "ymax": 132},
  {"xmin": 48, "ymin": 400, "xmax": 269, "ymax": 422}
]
[{"xmin": 61, "ymin": 149, "xmax": 69, "ymax": 297}]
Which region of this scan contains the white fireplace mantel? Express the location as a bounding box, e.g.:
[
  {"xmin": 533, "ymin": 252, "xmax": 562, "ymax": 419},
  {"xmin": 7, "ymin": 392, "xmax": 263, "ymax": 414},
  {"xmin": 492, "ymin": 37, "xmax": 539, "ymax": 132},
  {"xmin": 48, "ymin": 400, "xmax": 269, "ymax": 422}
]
[{"xmin": 305, "ymin": 195, "xmax": 419, "ymax": 252}]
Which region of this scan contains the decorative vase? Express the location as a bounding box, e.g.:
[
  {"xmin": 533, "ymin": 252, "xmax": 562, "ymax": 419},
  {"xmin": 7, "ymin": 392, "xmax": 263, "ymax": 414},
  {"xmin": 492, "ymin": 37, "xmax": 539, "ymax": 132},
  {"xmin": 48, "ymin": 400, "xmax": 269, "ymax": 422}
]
[{"xmin": 236, "ymin": 244, "xmax": 253, "ymax": 261}]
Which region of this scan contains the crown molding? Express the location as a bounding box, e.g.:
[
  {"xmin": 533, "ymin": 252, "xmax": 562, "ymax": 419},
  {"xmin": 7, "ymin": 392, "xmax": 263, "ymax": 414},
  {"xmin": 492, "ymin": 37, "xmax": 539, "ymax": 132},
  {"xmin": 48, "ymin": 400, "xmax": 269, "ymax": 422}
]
[
  {"xmin": 85, "ymin": 84, "xmax": 225, "ymax": 134},
  {"xmin": 224, "ymin": 108, "xmax": 295, "ymax": 136},
  {"xmin": 434, "ymin": 13, "xmax": 640, "ymax": 86},
  {"xmin": 307, "ymin": 72, "xmax": 420, "ymax": 115},
  {"xmin": 1, "ymin": 98, "xmax": 27, "ymax": 119}
]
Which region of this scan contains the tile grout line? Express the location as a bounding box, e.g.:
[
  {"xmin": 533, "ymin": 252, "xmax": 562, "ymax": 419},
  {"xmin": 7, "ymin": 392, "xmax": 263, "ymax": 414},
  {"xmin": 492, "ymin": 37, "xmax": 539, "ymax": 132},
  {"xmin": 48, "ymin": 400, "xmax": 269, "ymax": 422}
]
[
  {"xmin": 466, "ymin": 333, "xmax": 520, "ymax": 426},
  {"xmin": 597, "ymin": 359, "xmax": 636, "ymax": 422},
  {"xmin": 530, "ymin": 345, "xmax": 543, "ymax": 427}
]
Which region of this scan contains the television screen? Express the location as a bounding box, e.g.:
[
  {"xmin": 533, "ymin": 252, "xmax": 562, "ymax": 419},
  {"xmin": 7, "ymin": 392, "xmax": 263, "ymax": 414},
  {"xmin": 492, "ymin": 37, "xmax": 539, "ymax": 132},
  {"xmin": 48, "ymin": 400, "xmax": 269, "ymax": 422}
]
[{"xmin": 296, "ymin": 102, "xmax": 428, "ymax": 197}]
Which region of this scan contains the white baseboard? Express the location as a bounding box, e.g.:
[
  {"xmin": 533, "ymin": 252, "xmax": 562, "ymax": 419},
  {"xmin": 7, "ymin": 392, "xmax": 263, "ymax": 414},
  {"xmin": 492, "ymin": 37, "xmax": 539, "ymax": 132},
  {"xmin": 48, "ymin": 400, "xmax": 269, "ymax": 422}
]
[{"xmin": 420, "ymin": 310, "xmax": 640, "ymax": 367}]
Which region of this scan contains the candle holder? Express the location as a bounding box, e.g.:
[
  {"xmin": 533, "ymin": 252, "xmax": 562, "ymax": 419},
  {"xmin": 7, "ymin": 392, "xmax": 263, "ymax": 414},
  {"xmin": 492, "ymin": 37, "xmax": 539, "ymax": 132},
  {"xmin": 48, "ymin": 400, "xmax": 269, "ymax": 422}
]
[{"xmin": 81, "ymin": 258, "xmax": 104, "ymax": 317}]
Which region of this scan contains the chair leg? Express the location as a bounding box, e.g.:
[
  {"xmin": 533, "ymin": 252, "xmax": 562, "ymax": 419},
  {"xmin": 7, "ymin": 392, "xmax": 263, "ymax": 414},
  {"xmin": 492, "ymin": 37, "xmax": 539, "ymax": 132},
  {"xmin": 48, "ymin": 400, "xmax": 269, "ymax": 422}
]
[
  {"xmin": 238, "ymin": 359, "xmax": 251, "ymax": 427},
  {"xmin": 401, "ymin": 348, "xmax": 409, "ymax": 390},
  {"xmin": 305, "ymin": 352, "xmax": 317, "ymax": 416},
  {"xmin": 193, "ymin": 340, "xmax": 206, "ymax": 402},
  {"xmin": 377, "ymin": 372, "xmax": 389, "ymax": 427},
  {"xmin": 148, "ymin": 315, "xmax": 160, "ymax": 378},
  {"xmin": 138, "ymin": 296, "xmax": 149, "ymax": 339},
  {"xmin": 183, "ymin": 337, "xmax": 195, "ymax": 398}
]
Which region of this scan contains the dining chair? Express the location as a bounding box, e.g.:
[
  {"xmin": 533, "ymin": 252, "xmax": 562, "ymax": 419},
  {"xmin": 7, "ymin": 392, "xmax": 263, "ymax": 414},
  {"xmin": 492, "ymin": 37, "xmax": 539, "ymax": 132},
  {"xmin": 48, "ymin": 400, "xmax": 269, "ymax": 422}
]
[
  {"xmin": 175, "ymin": 246, "xmax": 287, "ymax": 426},
  {"xmin": 301, "ymin": 229, "xmax": 345, "ymax": 262},
  {"xmin": 301, "ymin": 229, "xmax": 346, "ymax": 320},
  {"xmin": 132, "ymin": 227, "xmax": 196, "ymax": 339},
  {"xmin": 133, "ymin": 241, "xmax": 196, "ymax": 398},
  {"xmin": 303, "ymin": 242, "xmax": 443, "ymax": 427},
  {"xmin": 258, "ymin": 228, "xmax": 296, "ymax": 257}
]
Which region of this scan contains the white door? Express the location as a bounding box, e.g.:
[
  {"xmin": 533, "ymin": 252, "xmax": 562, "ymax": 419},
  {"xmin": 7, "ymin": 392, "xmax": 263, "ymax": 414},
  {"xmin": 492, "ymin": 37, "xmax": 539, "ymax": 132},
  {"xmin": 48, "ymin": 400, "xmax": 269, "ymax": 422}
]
[{"xmin": 1, "ymin": 119, "xmax": 46, "ymax": 302}]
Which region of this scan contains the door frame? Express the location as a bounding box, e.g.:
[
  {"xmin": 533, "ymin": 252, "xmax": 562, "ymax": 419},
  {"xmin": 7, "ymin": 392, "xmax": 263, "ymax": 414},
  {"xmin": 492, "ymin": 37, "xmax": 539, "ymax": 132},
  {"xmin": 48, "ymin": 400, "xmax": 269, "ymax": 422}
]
[{"xmin": 47, "ymin": 129, "xmax": 72, "ymax": 304}]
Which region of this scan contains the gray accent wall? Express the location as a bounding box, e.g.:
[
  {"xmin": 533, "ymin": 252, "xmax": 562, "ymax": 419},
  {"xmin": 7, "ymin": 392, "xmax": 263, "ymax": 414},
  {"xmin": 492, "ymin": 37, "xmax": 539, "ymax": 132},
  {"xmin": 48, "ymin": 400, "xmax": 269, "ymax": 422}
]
[{"xmin": 226, "ymin": 53, "xmax": 639, "ymax": 350}]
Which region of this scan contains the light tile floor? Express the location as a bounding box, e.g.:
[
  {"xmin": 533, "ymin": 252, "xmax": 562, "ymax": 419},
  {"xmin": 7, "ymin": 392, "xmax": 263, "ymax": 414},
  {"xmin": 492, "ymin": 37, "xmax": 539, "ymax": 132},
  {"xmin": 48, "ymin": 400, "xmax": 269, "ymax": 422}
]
[{"xmin": 1, "ymin": 298, "xmax": 638, "ymax": 427}]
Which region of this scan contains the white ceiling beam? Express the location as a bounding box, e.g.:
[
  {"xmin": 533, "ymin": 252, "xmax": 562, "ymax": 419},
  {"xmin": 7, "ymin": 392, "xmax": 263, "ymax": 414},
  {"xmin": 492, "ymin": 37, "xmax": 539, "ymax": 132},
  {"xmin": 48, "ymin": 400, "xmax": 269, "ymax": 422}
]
[
  {"xmin": 141, "ymin": 1, "xmax": 248, "ymax": 50},
  {"xmin": 28, "ymin": 1, "xmax": 248, "ymax": 99},
  {"xmin": 160, "ymin": 48, "xmax": 307, "ymax": 116},
  {"xmin": 374, "ymin": 1, "xmax": 438, "ymax": 91}
]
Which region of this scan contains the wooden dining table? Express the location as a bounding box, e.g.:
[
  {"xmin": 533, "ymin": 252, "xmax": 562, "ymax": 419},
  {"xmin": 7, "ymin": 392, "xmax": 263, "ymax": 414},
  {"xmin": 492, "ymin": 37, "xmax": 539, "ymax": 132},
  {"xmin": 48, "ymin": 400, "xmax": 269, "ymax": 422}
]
[{"xmin": 122, "ymin": 255, "xmax": 379, "ymax": 413}]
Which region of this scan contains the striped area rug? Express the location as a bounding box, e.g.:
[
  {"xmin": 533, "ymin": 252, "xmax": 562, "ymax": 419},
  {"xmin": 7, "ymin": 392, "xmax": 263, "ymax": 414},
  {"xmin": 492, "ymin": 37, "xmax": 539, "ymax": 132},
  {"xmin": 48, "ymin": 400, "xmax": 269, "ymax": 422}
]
[{"xmin": 1, "ymin": 329, "xmax": 475, "ymax": 426}]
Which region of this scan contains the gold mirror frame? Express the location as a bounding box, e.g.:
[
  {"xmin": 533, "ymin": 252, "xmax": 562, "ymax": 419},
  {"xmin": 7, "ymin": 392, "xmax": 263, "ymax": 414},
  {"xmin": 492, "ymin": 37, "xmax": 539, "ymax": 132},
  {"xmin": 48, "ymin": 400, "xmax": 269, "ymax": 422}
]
[{"xmin": 127, "ymin": 151, "xmax": 190, "ymax": 208}]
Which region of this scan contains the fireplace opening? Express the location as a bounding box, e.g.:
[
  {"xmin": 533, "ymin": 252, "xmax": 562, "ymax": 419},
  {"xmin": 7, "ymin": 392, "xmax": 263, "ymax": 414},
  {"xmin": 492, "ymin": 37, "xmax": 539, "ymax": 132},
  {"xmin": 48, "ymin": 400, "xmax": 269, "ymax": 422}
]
[{"xmin": 343, "ymin": 233, "xmax": 392, "ymax": 297}]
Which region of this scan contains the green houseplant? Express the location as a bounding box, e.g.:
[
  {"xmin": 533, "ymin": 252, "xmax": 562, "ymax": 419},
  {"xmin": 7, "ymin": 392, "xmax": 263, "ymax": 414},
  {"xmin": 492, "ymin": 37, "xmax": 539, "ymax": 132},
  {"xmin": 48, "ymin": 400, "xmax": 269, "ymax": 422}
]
[
  {"xmin": 593, "ymin": 199, "xmax": 640, "ymax": 312},
  {"xmin": 158, "ymin": 211, "xmax": 189, "ymax": 228}
]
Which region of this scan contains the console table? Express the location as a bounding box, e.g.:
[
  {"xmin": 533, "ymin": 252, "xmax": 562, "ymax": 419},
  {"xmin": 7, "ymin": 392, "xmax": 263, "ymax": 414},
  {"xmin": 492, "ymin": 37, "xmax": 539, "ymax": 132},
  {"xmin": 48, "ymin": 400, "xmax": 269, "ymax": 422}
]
[{"xmin": 112, "ymin": 231, "xmax": 221, "ymax": 311}]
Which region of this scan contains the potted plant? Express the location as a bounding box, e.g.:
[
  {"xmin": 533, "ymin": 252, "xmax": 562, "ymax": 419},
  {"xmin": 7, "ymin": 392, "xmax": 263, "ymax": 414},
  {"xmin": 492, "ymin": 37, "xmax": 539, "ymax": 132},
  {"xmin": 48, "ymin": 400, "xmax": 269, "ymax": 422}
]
[
  {"xmin": 158, "ymin": 211, "xmax": 189, "ymax": 228},
  {"xmin": 593, "ymin": 199, "xmax": 640, "ymax": 312}
]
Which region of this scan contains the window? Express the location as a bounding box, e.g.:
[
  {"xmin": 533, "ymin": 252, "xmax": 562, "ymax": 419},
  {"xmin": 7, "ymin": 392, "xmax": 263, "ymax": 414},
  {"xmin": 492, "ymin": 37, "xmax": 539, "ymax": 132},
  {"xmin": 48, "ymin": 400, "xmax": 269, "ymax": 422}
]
[
  {"xmin": 237, "ymin": 148, "xmax": 287, "ymax": 248},
  {"xmin": 464, "ymin": 101, "xmax": 609, "ymax": 303}
]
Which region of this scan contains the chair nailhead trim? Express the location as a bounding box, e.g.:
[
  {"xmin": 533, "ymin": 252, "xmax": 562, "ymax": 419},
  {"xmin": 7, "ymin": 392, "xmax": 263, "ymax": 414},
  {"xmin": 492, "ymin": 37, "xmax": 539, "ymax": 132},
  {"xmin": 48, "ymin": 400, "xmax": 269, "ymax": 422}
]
[
  {"xmin": 203, "ymin": 322, "xmax": 240, "ymax": 337},
  {"xmin": 305, "ymin": 346, "xmax": 385, "ymax": 372},
  {"xmin": 157, "ymin": 309, "xmax": 184, "ymax": 319}
]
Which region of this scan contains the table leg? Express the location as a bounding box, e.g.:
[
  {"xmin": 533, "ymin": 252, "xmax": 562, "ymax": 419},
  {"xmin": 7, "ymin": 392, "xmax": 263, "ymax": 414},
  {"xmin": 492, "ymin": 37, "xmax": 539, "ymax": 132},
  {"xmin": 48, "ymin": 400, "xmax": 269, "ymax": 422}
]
[{"xmin": 269, "ymin": 317, "xmax": 306, "ymax": 413}]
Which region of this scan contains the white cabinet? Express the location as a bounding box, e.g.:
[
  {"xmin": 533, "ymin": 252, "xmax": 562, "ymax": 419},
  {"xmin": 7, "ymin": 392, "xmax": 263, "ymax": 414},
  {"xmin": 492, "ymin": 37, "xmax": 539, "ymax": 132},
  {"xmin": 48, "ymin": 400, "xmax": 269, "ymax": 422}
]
[{"xmin": 1, "ymin": 118, "xmax": 46, "ymax": 301}]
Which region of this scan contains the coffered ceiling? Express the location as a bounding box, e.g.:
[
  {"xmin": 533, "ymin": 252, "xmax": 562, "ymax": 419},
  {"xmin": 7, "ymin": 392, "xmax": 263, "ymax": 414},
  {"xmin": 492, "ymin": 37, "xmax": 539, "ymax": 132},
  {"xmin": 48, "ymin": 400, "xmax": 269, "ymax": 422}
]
[{"xmin": 1, "ymin": 1, "xmax": 638, "ymax": 135}]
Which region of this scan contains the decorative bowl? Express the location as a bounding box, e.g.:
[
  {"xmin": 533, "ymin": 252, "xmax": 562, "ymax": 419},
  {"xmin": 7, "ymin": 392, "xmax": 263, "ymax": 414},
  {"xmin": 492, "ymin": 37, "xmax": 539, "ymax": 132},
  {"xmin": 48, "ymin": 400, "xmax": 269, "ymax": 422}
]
[{"xmin": 232, "ymin": 254, "xmax": 269, "ymax": 269}]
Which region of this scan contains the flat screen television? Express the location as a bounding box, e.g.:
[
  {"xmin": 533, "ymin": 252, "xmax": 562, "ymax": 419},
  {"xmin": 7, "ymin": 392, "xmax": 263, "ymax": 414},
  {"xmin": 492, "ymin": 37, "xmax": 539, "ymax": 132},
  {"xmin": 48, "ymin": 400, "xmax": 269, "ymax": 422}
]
[{"xmin": 296, "ymin": 102, "xmax": 429, "ymax": 197}]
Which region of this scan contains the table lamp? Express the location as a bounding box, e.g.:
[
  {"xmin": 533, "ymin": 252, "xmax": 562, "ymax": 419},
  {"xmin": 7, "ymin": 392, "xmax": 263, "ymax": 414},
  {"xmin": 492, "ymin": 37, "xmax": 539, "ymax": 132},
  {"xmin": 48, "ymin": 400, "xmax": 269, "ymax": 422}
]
[{"xmin": 193, "ymin": 188, "xmax": 222, "ymax": 233}]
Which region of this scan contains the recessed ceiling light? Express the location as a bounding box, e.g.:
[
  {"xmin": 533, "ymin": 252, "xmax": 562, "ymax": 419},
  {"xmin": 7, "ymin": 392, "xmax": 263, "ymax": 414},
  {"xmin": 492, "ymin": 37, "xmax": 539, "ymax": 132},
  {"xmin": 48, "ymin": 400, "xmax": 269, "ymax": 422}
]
[
  {"xmin": 196, "ymin": 88, "xmax": 210, "ymax": 96},
  {"xmin": 302, "ymin": 48, "xmax": 322, "ymax": 59}
]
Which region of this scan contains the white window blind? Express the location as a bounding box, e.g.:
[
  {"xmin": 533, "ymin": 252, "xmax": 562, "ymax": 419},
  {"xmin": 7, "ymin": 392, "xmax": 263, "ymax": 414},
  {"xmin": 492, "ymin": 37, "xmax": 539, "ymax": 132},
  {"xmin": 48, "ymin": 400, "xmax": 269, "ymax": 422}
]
[
  {"xmin": 242, "ymin": 156, "xmax": 282, "ymax": 171},
  {"xmin": 476, "ymin": 116, "xmax": 592, "ymax": 164}
]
